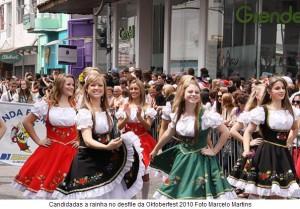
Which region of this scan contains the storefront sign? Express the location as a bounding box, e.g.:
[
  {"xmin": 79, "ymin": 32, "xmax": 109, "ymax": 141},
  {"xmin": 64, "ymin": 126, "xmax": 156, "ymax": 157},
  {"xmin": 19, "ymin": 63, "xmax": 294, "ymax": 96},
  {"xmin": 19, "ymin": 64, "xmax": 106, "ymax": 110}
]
[
  {"xmin": 236, "ymin": 5, "xmax": 300, "ymax": 24},
  {"xmin": 0, "ymin": 52, "xmax": 22, "ymax": 64},
  {"xmin": 58, "ymin": 45, "xmax": 77, "ymax": 65},
  {"xmin": 119, "ymin": 25, "xmax": 135, "ymax": 41}
]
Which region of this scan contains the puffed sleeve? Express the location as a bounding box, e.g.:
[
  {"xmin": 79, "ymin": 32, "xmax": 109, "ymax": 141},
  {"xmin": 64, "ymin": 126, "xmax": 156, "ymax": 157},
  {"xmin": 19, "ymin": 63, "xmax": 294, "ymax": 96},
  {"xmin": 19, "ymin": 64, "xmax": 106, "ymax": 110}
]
[
  {"xmin": 76, "ymin": 108, "xmax": 93, "ymax": 130},
  {"xmin": 161, "ymin": 102, "xmax": 172, "ymax": 121},
  {"xmin": 236, "ymin": 111, "xmax": 250, "ymax": 125},
  {"xmin": 145, "ymin": 107, "xmax": 157, "ymax": 119},
  {"xmin": 201, "ymin": 110, "xmax": 223, "ymax": 130},
  {"xmin": 249, "ymin": 106, "xmax": 265, "ymax": 125},
  {"xmin": 115, "ymin": 109, "xmax": 126, "ymax": 120},
  {"xmin": 292, "ymin": 107, "xmax": 300, "ymax": 120},
  {"xmin": 168, "ymin": 113, "xmax": 177, "ymax": 129},
  {"xmin": 31, "ymin": 99, "xmax": 48, "ymax": 119}
]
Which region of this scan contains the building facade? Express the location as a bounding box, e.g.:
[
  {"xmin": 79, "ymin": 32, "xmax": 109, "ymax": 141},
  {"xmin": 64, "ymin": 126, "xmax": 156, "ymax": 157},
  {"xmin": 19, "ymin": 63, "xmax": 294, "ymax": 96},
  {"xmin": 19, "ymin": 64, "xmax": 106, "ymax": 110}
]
[
  {"xmin": 37, "ymin": 0, "xmax": 300, "ymax": 78},
  {"xmin": 0, "ymin": 0, "xmax": 38, "ymax": 78}
]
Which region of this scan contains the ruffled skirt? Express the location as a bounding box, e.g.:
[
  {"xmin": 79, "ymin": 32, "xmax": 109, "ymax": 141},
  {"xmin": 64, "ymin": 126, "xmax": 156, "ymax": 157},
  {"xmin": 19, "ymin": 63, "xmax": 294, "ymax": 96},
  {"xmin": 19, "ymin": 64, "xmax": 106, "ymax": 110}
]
[
  {"xmin": 52, "ymin": 132, "xmax": 144, "ymax": 199},
  {"xmin": 12, "ymin": 142, "xmax": 77, "ymax": 198},
  {"xmin": 292, "ymin": 147, "xmax": 300, "ymax": 179},
  {"xmin": 150, "ymin": 145, "xmax": 236, "ymax": 199},
  {"xmin": 227, "ymin": 143, "xmax": 300, "ymax": 198}
]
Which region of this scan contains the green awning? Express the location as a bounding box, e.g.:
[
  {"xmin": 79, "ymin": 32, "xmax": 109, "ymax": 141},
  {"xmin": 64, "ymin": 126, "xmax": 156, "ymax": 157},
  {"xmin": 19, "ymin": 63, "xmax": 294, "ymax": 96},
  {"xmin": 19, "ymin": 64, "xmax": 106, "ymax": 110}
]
[{"xmin": 0, "ymin": 46, "xmax": 37, "ymax": 64}]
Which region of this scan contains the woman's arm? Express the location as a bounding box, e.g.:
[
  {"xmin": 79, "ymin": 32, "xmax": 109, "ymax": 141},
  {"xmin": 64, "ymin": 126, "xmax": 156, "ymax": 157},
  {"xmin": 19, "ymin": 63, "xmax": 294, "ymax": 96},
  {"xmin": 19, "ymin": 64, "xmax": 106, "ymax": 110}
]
[
  {"xmin": 117, "ymin": 104, "xmax": 129, "ymax": 130},
  {"xmin": 159, "ymin": 119, "xmax": 169, "ymax": 139},
  {"xmin": 212, "ymin": 124, "xmax": 230, "ymax": 154},
  {"xmin": 137, "ymin": 106, "xmax": 152, "ymax": 130},
  {"xmin": 230, "ymin": 122, "xmax": 244, "ymax": 143},
  {"xmin": 0, "ymin": 119, "xmax": 6, "ymax": 139},
  {"xmin": 150, "ymin": 126, "xmax": 176, "ymax": 158},
  {"xmin": 117, "ymin": 117, "xmax": 128, "ymax": 130},
  {"xmin": 243, "ymin": 122, "xmax": 257, "ymax": 155},
  {"xmin": 201, "ymin": 124, "xmax": 230, "ymax": 156},
  {"xmin": 287, "ymin": 120, "xmax": 299, "ymax": 147},
  {"xmin": 81, "ymin": 128, "xmax": 122, "ymax": 150},
  {"xmin": 137, "ymin": 115, "xmax": 152, "ymax": 130},
  {"xmin": 22, "ymin": 113, "xmax": 50, "ymax": 146}
]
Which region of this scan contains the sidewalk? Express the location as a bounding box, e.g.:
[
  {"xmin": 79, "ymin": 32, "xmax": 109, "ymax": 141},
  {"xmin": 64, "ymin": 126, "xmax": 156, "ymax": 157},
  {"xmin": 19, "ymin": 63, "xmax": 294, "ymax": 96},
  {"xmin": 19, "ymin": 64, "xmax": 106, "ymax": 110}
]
[
  {"xmin": 0, "ymin": 164, "xmax": 22, "ymax": 199},
  {"xmin": 0, "ymin": 164, "xmax": 161, "ymax": 199}
]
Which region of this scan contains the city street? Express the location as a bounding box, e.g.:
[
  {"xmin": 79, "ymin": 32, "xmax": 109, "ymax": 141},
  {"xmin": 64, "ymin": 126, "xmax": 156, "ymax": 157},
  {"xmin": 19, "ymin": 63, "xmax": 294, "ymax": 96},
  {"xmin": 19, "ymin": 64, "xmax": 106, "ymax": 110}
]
[{"xmin": 0, "ymin": 164, "xmax": 162, "ymax": 199}]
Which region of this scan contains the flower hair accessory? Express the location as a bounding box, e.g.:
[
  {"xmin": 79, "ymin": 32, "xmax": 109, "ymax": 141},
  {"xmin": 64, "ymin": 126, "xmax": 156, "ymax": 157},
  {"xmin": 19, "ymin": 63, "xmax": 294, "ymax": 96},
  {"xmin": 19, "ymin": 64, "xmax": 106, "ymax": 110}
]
[{"xmin": 78, "ymin": 72, "xmax": 86, "ymax": 83}]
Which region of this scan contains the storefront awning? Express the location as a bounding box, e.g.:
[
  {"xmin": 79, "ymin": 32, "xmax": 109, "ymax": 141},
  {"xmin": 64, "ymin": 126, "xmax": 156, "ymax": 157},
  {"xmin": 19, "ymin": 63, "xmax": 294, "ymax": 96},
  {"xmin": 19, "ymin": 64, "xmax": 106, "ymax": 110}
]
[
  {"xmin": 38, "ymin": 0, "xmax": 120, "ymax": 14},
  {"xmin": 0, "ymin": 46, "xmax": 37, "ymax": 64}
]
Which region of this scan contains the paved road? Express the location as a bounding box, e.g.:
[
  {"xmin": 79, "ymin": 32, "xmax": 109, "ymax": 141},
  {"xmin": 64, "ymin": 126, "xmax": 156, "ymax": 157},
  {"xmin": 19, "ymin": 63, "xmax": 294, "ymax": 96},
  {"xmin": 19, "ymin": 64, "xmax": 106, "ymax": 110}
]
[{"xmin": 0, "ymin": 164, "xmax": 162, "ymax": 199}]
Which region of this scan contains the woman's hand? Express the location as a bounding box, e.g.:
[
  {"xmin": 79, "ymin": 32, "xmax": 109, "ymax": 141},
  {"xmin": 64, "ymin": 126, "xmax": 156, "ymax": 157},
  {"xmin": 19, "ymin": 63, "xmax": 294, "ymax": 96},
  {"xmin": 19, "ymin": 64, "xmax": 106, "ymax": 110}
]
[
  {"xmin": 150, "ymin": 149, "xmax": 158, "ymax": 161},
  {"xmin": 200, "ymin": 147, "xmax": 216, "ymax": 156},
  {"xmin": 105, "ymin": 138, "xmax": 122, "ymax": 150},
  {"xmin": 242, "ymin": 150, "xmax": 255, "ymax": 158},
  {"xmin": 38, "ymin": 138, "xmax": 51, "ymax": 147},
  {"xmin": 250, "ymin": 138, "xmax": 263, "ymax": 147},
  {"xmin": 71, "ymin": 140, "xmax": 80, "ymax": 149}
]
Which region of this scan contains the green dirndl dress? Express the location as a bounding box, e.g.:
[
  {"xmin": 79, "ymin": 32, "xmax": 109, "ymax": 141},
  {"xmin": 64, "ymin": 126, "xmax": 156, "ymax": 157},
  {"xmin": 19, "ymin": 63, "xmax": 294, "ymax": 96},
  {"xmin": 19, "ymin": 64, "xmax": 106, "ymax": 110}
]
[{"xmin": 150, "ymin": 111, "xmax": 236, "ymax": 199}]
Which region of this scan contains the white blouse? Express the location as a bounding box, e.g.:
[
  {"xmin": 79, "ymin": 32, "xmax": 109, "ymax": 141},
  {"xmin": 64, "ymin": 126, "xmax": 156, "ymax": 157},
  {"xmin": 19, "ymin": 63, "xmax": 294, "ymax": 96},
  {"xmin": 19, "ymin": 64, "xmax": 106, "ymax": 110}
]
[
  {"xmin": 161, "ymin": 102, "xmax": 172, "ymax": 121},
  {"xmin": 115, "ymin": 106, "xmax": 157, "ymax": 122},
  {"xmin": 76, "ymin": 108, "xmax": 111, "ymax": 134},
  {"xmin": 236, "ymin": 111, "xmax": 251, "ymax": 126},
  {"xmin": 249, "ymin": 106, "xmax": 300, "ymax": 130},
  {"xmin": 168, "ymin": 110, "xmax": 223, "ymax": 137},
  {"xmin": 31, "ymin": 99, "xmax": 76, "ymax": 126}
]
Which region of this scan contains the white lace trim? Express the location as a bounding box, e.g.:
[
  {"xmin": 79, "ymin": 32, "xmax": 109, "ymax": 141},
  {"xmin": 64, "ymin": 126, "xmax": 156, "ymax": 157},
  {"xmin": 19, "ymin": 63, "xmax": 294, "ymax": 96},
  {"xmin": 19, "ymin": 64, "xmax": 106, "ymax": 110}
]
[
  {"xmin": 227, "ymin": 176, "xmax": 300, "ymax": 198},
  {"xmin": 50, "ymin": 131, "xmax": 144, "ymax": 199},
  {"xmin": 121, "ymin": 131, "xmax": 145, "ymax": 199},
  {"xmin": 11, "ymin": 182, "xmax": 54, "ymax": 199},
  {"xmin": 153, "ymin": 190, "xmax": 237, "ymax": 200}
]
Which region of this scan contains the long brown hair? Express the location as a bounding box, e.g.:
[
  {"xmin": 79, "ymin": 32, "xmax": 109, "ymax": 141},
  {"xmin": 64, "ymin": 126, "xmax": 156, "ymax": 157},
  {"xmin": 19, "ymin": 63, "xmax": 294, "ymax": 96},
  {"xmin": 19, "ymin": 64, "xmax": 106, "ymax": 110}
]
[
  {"xmin": 261, "ymin": 77, "xmax": 294, "ymax": 117},
  {"xmin": 18, "ymin": 79, "xmax": 33, "ymax": 103},
  {"xmin": 81, "ymin": 73, "xmax": 112, "ymax": 131},
  {"xmin": 172, "ymin": 75, "xmax": 201, "ymax": 144},
  {"xmin": 48, "ymin": 74, "xmax": 76, "ymax": 107}
]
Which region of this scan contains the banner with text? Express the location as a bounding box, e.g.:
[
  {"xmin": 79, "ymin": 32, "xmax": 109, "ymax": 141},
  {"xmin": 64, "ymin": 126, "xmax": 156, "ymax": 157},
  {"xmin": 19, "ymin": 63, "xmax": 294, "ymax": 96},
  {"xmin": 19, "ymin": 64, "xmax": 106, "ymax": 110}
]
[{"xmin": 0, "ymin": 102, "xmax": 45, "ymax": 165}]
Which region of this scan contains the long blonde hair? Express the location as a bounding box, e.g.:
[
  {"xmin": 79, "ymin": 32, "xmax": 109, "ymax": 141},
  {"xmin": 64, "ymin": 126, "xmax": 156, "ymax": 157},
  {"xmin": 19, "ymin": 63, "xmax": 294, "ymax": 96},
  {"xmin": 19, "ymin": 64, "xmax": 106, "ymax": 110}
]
[
  {"xmin": 48, "ymin": 74, "xmax": 76, "ymax": 107},
  {"xmin": 81, "ymin": 73, "xmax": 112, "ymax": 130},
  {"xmin": 244, "ymin": 84, "xmax": 265, "ymax": 111},
  {"xmin": 128, "ymin": 79, "xmax": 146, "ymax": 106},
  {"xmin": 172, "ymin": 75, "xmax": 201, "ymax": 144}
]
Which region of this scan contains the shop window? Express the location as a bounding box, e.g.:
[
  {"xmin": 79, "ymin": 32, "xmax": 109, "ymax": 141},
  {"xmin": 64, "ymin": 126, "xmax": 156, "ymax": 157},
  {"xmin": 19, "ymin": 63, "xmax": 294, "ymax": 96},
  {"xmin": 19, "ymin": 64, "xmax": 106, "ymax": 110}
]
[
  {"xmin": 117, "ymin": 0, "xmax": 137, "ymax": 68},
  {"xmin": 17, "ymin": 0, "xmax": 25, "ymax": 24},
  {"xmin": 170, "ymin": 0, "xmax": 200, "ymax": 73}
]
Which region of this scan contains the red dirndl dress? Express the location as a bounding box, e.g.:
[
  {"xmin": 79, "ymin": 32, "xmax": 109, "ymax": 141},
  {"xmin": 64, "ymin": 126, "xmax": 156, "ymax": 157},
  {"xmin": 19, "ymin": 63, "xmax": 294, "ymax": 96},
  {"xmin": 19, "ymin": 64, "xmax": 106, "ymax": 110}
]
[
  {"xmin": 292, "ymin": 147, "xmax": 300, "ymax": 179},
  {"xmin": 125, "ymin": 122, "xmax": 156, "ymax": 167},
  {"xmin": 13, "ymin": 119, "xmax": 78, "ymax": 198}
]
